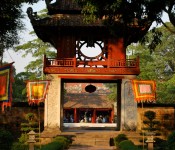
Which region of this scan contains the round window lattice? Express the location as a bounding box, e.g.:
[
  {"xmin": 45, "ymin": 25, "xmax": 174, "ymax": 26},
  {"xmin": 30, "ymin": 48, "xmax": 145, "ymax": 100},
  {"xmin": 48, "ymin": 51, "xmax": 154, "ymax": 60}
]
[{"xmin": 76, "ymin": 41, "xmax": 107, "ymax": 61}]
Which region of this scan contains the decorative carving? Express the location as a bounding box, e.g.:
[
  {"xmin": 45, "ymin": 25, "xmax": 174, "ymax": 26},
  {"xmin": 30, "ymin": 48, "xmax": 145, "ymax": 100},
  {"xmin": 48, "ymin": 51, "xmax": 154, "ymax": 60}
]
[
  {"xmin": 44, "ymin": 67, "xmax": 139, "ymax": 75},
  {"xmin": 26, "ymin": 7, "xmax": 39, "ymax": 22},
  {"xmin": 76, "ymin": 40, "xmax": 107, "ymax": 66}
]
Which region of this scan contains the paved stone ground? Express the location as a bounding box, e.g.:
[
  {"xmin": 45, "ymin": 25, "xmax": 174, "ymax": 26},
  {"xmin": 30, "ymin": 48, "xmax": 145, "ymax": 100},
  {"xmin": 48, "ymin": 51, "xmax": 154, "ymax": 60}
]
[{"xmin": 68, "ymin": 145, "xmax": 116, "ymax": 150}]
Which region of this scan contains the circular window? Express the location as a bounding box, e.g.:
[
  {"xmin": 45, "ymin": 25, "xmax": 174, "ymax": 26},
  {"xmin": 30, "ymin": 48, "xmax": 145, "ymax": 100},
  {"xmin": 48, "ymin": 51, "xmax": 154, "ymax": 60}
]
[
  {"xmin": 76, "ymin": 41, "xmax": 105, "ymax": 61},
  {"xmin": 80, "ymin": 43, "xmax": 102, "ymax": 58}
]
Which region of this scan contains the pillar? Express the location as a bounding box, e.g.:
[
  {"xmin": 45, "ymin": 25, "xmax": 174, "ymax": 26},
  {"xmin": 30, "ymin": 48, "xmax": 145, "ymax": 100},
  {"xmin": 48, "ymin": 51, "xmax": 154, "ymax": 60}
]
[
  {"xmin": 92, "ymin": 109, "xmax": 96, "ymax": 123},
  {"xmin": 44, "ymin": 74, "xmax": 62, "ymax": 133},
  {"xmin": 111, "ymin": 109, "xmax": 114, "ymax": 123},
  {"xmin": 121, "ymin": 78, "xmax": 137, "ymax": 131},
  {"xmin": 74, "ymin": 108, "xmax": 77, "ymax": 123}
]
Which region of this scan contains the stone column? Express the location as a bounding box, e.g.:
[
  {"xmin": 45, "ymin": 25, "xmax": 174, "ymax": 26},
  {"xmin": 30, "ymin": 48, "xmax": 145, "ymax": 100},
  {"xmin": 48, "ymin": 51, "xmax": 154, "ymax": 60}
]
[
  {"xmin": 44, "ymin": 75, "xmax": 62, "ymax": 133},
  {"xmin": 121, "ymin": 79, "xmax": 137, "ymax": 131}
]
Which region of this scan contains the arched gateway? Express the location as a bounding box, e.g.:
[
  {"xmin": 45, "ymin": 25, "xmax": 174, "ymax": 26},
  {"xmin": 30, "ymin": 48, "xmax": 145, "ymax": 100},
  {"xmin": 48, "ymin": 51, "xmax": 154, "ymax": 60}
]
[{"xmin": 26, "ymin": 0, "xmax": 149, "ymax": 134}]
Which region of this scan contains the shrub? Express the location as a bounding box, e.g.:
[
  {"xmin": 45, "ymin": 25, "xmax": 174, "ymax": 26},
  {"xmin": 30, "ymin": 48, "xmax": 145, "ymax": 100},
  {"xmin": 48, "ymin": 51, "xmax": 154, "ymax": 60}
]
[
  {"xmin": 41, "ymin": 136, "xmax": 72, "ymax": 150},
  {"xmin": 144, "ymin": 111, "xmax": 156, "ymax": 121},
  {"xmin": 167, "ymin": 131, "xmax": 175, "ymax": 150},
  {"xmin": 0, "ymin": 128, "xmax": 13, "ymax": 150},
  {"xmin": 18, "ymin": 133, "xmax": 28, "ymax": 143},
  {"xmin": 21, "ymin": 113, "xmax": 39, "ymax": 133},
  {"xmin": 114, "ymin": 134, "xmax": 128, "ymax": 147},
  {"xmin": 41, "ymin": 141, "xmax": 63, "ymax": 150},
  {"xmin": 11, "ymin": 142, "xmax": 28, "ymax": 150},
  {"xmin": 154, "ymin": 137, "xmax": 167, "ymax": 150},
  {"xmin": 118, "ymin": 140, "xmax": 138, "ymax": 150},
  {"xmin": 53, "ymin": 136, "xmax": 71, "ymax": 149},
  {"xmin": 143, "ymin": 110, "xmax": 160, "ymax": 133}
]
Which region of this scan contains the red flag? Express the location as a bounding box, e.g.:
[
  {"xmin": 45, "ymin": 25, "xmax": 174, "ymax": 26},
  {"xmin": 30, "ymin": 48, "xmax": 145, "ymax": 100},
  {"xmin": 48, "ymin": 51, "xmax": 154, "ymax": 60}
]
[
  {"xmin": 0, "ymin": 63, "xmax": 14, "ymax": 111},
  {"xmin": 131, "ymin": 80, "xmax": 156, "ymax": 102}
]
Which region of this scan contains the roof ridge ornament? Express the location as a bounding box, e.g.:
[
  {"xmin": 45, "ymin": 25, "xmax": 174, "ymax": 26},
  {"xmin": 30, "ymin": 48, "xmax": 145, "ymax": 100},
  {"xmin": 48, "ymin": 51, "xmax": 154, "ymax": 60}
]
[{"xmin": 26, "ymin": 7, "xmax": 39, "ymax": 22}]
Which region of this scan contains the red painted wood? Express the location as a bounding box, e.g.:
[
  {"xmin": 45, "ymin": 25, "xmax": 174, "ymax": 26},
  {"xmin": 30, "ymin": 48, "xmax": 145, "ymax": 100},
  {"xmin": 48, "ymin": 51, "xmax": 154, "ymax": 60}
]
[{"xmin": 74, "ymin": 108, "xmax": 77, "ymax": 123}]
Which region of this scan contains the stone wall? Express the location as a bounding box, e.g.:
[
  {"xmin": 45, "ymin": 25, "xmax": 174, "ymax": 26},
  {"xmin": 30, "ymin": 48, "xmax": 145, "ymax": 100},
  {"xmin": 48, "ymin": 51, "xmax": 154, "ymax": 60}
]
[
  {"xmin": 0, "ymin": 102, "xmax": 175, "ymax": 139},
  {"xmin": 137, "ymin": 104, "xmax": 175, "ymax": 137}
]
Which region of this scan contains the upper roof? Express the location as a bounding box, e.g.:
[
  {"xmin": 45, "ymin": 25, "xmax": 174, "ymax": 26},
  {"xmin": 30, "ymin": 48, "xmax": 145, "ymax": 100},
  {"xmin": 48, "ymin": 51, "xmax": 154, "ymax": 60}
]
[
  {"xmin": 45, "ymin": 0, "xmax": 82, "ymax": 15},
  {"xmin": 26, "ymin": 0, "xmax": 152, "ymax": 46}
]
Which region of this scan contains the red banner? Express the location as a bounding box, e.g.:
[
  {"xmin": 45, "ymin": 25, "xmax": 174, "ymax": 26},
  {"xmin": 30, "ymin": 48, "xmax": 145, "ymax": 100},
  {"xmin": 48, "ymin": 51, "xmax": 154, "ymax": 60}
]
[
  {"xmin": 26, "ymin": 80, "xmax": 50, "ymax": 105},
  {"xmin": 131, "ymin": 80, "xmax": 156, "ymax": 102},
  {"xmin": 0, "ymin": 63, "xmax": 14, "ymax": 111}
]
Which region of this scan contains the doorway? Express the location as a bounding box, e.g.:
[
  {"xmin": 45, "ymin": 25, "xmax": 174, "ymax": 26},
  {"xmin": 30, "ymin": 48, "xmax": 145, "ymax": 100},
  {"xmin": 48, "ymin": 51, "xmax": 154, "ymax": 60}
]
[{"xmin": 62, "ymin": 80, "xmax": 121, "ymax": 130}]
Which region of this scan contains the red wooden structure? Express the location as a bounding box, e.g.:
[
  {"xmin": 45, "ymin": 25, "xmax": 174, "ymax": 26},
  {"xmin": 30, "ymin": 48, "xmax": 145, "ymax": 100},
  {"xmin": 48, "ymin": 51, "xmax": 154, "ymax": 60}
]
[
  {"xmin": 25, "ymin": 0, "xmax": 152, "ymax": 77},
  {"xmin": 26, "ymin": 0, "xmax": 148, "ymax": 129}
]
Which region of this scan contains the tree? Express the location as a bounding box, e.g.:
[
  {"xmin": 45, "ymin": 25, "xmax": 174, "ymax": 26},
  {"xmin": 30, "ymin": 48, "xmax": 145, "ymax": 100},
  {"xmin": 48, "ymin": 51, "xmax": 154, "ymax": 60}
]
[
  {"xmin": 0, "ymin": 0, "xmax": 40, "ymax": 64},
  {"xmin": 127, "ymin": 22, "xmax": 175, "ymax": 103},
  {"xmin": 13, "ymin": 72, "xmax": 36, "ymax": 102},
  {"xmin": 74, "ymin": 0, "xmax": 175, "ymax": 51},
  {"xmin": 15, "ymin": 31, "xmax": 56, "ymax": 79},
  {"xmin": 75, "ymin": 0, "xmax": 175, "ymax": 29},
  {"xmin": 104, "ymin": 83, "xmax": 117, "ymax": 102},
  {"xmin": 143, "ymin": 110, "xmax": 160, "ymax": 133}
]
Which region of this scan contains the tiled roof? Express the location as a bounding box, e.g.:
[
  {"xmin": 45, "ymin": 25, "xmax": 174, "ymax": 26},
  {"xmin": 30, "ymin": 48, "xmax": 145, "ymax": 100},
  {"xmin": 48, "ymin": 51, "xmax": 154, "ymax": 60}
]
[
  {"xmin": 32, "ymin": 14, "xmax": 104, "ymax": 27},
  {"xmin": 64, "ymin": 93, "xmax": 114, "ymax": 108},
  {"xmin": 46, "ymin": 0, "xmax": 81, "ymax": 14}
]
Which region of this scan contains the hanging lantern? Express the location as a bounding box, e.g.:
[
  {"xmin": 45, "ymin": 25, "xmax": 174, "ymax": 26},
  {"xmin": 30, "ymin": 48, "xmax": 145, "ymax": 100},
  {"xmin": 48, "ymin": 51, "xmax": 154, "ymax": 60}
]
[{"xmin": 85, "ymin": 84, "xmax": 96, "ymax": 93}]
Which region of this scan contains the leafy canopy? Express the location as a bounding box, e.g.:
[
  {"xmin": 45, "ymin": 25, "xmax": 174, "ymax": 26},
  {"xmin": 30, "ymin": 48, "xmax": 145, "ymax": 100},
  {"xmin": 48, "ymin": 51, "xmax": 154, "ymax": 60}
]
[{"xmin": 0, "ymin": 0, "xmax": 40, "ymax": 64}]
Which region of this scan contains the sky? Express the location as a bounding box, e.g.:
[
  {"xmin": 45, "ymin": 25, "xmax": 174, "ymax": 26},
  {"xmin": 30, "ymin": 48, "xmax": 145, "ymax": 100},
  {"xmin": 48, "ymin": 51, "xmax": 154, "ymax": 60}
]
[
  {"xmin": 3, "ymin": 2, "xmax": 170, "ymax": 74},
  {"xmin": 3, "ymin": 1, "xmax": 46, "ymax": 74}
]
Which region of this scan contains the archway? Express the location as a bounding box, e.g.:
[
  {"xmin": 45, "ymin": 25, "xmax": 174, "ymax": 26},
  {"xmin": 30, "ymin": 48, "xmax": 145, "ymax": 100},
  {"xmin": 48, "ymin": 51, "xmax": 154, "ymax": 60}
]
[{"xmin": 61, "ymin": 79, "xmax": 121, "ymax": 130}]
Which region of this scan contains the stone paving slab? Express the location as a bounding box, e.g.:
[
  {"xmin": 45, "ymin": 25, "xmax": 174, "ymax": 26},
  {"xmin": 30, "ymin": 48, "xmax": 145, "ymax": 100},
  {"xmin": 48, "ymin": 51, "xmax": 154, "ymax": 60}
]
[{"xmin": 68, "ymin": 145, "xmax": 116, "ymax": 150}]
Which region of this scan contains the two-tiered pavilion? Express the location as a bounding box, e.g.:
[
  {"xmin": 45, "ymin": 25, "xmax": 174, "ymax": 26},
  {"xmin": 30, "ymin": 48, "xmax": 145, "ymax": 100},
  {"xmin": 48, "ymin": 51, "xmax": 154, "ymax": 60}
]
[{"xmin": 27, "ymin": 0, "xmax": 151, "ymax": 134}]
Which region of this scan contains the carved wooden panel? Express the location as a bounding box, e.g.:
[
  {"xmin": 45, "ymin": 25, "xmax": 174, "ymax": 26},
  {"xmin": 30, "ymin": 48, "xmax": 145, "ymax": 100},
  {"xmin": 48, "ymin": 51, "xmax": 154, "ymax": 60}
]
[{"xmin": 44, "ymin": 67, "xmax": 140, "ymax": 75}]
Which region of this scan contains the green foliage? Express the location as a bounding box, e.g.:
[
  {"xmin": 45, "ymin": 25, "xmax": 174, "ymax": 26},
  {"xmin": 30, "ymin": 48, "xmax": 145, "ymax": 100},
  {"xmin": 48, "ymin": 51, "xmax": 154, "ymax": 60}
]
[
  {"xmin": 104, "ymin": 83, "xmax": 117, "ymax": 102},
  {"xmin": 154, "ymin": 137, "xmax": 167, "ymax": 150},
  {"xmin": 53, "ymin": 136, "xmax": 72, "ymax": 149},
  {"xmin": 15, "ymin": 32, "xmax": 56, "ymax": 79},
  {"xmin": 0, "ymin": 0, "xmax": 41, "ymax": 63},
  {"xmin": 13, "ymin": 72, "xmax": 37, "ymax": 102},
  {"xmin": 11, "ymin": 142, "xmax": 28, "ymax": 150},
  {"xmin": 113, "ymin": 134, "xmax": 128, "ymax": 147},
  {"xmin": 75, "ymin": 0, "xmax": 175, "ymax": 48},
  {"xmin": 18, "ymin": 133, "xmax": 28, "ymax": 143},
  {"xmin": 127, "ymin": 22, "xmax": 175, "ymax": 104},
  {"xmin": 118, "ymin": 140, "xmax": 138, "ymax": 150},
  {"xmin": 21, "ymin": 113, "xmax": 39, "ymax": 133},
  {"xmin": 25, "ymin": 113, "xmax": 35, "ymax": 121},
  {"xmin": 0, "ymin": 128, "xmax": 13, "ymax": 150},
  {"xmin": 143, "ymin": 110, "xmax": 160, "ymax": 132},
  {"xmin": 41, "ymin": 141, "xmax": 63, "ymax": 150},
  {"xmin": 167, "ymin": 131, "xmax": 175, "ymax": 149},
  {"xmin": 144, "ymin": 111, "xmax": 156, "ymax": 121},
  {"xmin": 41, "ymin": 136, "xmax": 71, "ymax": 150}
]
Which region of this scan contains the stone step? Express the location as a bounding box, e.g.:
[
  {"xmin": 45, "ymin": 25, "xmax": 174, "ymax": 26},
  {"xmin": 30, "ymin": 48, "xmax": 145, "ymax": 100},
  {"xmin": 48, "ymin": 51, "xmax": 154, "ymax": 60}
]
[
  {"xmin": 67, "ymin": 131, "xmax": 121, "ymax": 147},
  {"xmin": 72, "ymin": 137, "xmax": 110, "ymax": 146},
  {"xmin": 40, "ymin": 129, "xmax": 145, "ymax": 148},
  {"xmin": 68, "ymin": 145, "xmax": 115, "ymax": 150}
]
